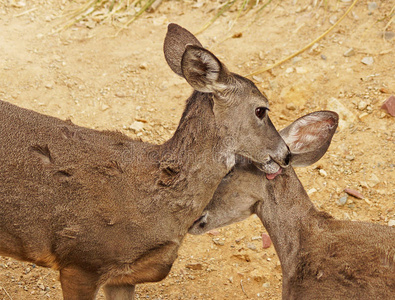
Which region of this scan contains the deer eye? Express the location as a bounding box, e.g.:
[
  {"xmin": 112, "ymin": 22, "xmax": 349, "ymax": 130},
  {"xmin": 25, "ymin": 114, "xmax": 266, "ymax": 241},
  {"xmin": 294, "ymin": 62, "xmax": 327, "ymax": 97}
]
[{"xmin": 255, "ymin": 107, "xmax": 269, "ymax": 120}]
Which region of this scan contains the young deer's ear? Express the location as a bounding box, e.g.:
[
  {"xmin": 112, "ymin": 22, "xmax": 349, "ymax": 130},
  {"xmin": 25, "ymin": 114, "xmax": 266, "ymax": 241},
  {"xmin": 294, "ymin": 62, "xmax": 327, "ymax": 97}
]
[
  {"xmin": 163, "ymin": 23, "xmax": 203, "ymax": 77},
  {"xmin": 279, "ymin": 111, "xmax": 338, "ymax": 167},
  {"xmin": 181, "ymin": 45, "xmax": 230, "ymax": 93}
]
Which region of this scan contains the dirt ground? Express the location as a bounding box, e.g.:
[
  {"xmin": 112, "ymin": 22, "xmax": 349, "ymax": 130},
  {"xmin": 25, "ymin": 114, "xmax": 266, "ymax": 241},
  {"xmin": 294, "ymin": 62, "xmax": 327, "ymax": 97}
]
[{"xmin": 0, "ymin": 0, "xmax": 394, "ymax": 299}]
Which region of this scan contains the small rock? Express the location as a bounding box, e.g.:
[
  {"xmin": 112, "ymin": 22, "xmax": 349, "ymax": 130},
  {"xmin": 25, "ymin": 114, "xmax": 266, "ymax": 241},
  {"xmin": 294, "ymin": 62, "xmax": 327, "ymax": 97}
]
[
  {"xmin": 296, "ymin": 67, "xmax": 307, "ymax": 74},
  {"xmin": 262, "ymin": 233, "xmax": 272, "ymax": 249},
  {"xmin": 358, "ymin": 112, "xmax": 369, "ymax": 120},
  {"xmin": 357, "ymin": 100, "xmax": 368, "ymax": 111},
  {"xmin": 292, "ymin": 56, "xmax": 302, "ymax": 63},
  {"xmin": 286, "ymin": 103, "xmax": 297, "ymax": 110},
  {"xmin": 319, "ymin": 169, "xmax": 327, "ymax": 177},
  {"xmin": 251, "ymin": 270, "xmax": 265, "ymax": 282},
  {"xmin": 251, "ymin": 236, "xmax": 262, "ymax": 241},
  {"xmin": 343, "ymin": 48, "xmax": 355, "ymax": 57},
  {"xmin": 326, "ymin": 97, "xmax": 356, "ymax": 130},
  {"xmin": 232, "ymin": 254, "xmax": 251, "ymax": 262},
  {"xmin": 361, "ymin": 57, "xmax": 374, "ymax": 65},
  {"xmin": 212, "ymin": 238, "xmax": 224, "ymax": 246},
  {"xmin": 381, "ymin": 95, "xmax": 395, "ymax": 116},
  {"xmin": 307, "ymin": 188, "xmax": 317, "ymax": 195},
  {"xmin": 134, "ymin": 118, "xmax": 147, "ymax": 123},
  {"xmin": 115, "ymin": 92, "xmax": 127, "ymax": 98},
  {"xmin": 232, "ymin": 32, "xmax": 242, "ymax": 38},
  {"xmin": 321, "ymin": 54, "xmax": 327, "ymax": 60},
  {"xmin": 139, "ymin": 62, "xmax": 148, "ymax": 70},
  {"xmin": 185, "ymin": 263, "xmax": 203, "ymax": 271},
  {"xmin": 338, "ymin": 195, "xmax": 348, "ymax": 206},
  {"xmin": 262, "ymin": 282, "xmax": 270, "ymax": 288},
  {"xmin": 235, "ymin": 236, "xmax": 245, "ymax": 244},
  {"xmin": 247, "ymin": 243, "xmax": 257, "ymax": 251},
  {"xmin": 129, "ymin": 121, "xmax": 144, "ymax": 132},
  {"xmin": 285, "ymin": 67, "xmax": 294, "ymax": 73},
  {"xmin": 359, "ymin": 181, "xmax": 369, "ymax": 189},
  {"xmin": 100, "ymin": 104, "xmax": 110, "ymax": 111},
  {"xmin": 345, "ymin": 155, "xmax": 355, "ymax": 161},
  {"xmin": 329, "ymin": 15, "xmax": 338, "ymax": 25},
  {"xmin": 388, "ymin": 219, "xmax": 395, "ymax": 227},
  {"xmin": 344, "ymin": 188, "xmax": 364, "ymax": 199},
  {"xmin": 380, "ymin": 87, "xmax": 390, "ymax": 94},
  {"xmin": 368, "ymin": 173, "xmax": 380, "ymax": 187},
  {"xmin": 368, "ymin": 2, "xmax": 378, "ymax": 12}
]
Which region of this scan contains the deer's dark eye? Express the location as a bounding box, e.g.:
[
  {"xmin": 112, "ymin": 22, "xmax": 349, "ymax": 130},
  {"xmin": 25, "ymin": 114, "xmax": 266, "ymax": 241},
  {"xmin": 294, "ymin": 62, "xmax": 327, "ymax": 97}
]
[{"xmin": 255, "ymin": 107, "xmax": 268, "ymax": 120}]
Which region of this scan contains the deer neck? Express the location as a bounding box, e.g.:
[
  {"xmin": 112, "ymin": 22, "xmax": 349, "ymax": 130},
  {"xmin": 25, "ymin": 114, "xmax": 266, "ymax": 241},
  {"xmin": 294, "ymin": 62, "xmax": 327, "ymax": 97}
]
[
  {"xmin": 159, "ymin": 92, "xmax": 234, "ymax": 219},
  {"xmin": 256, "ymin": 167, "xmax": 317, "ymax": 282}
]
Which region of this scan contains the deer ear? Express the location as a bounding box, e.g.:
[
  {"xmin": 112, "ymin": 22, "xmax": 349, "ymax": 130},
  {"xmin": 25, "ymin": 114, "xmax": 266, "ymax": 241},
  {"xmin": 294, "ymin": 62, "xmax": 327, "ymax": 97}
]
[
  {"xmin": 279, "ymin": 111, "xmax": 338, "ymax": 167},
  {"xmin": 181, "ymin": 45, "xmax": 230, "ymax": 93},
  {"xmin": 163, "ymin": 23, "xmax": 203, "ymax": 77}
]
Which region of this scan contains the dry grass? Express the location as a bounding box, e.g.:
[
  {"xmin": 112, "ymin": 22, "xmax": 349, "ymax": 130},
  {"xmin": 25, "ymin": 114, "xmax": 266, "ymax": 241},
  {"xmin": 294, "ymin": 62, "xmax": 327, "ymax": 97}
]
[
  {"xmin": 246, "ymin": 0, "xmax": 360, "ymax": 77},
  {"xmin": 52, "ymin": 0, "xmax": 393, "ymax": 71},
  {"xmin": 55, "ymin": 0, "xmax": 280, "ymax": 35}
]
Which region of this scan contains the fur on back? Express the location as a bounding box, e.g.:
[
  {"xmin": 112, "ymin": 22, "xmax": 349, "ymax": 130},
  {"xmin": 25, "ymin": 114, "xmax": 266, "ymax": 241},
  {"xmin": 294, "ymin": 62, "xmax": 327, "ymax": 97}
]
[{"xmin": 288, "ymin": 213, "xmax": 395, "ymax": 300}]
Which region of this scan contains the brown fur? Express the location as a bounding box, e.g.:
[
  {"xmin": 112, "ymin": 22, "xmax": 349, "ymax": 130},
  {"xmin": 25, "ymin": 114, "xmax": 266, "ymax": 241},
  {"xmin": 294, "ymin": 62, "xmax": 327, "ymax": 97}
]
[
  {"xmin": 190, "ymin": 111, "xmax": 395, "ymax": 299},
  {"xmin": 0, "ymin": 23, "xmax": 290, "ymax": 299}
]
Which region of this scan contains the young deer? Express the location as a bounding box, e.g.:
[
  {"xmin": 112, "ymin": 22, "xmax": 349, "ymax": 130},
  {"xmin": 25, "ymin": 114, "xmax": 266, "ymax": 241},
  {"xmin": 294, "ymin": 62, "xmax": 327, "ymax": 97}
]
[
  {"xmin": 190, "ymin": 111, "xmax": 395, "ymax": 299},
  {"xmin": 0, "ymin": 24, "xmax": 291, "ymax": 299}
]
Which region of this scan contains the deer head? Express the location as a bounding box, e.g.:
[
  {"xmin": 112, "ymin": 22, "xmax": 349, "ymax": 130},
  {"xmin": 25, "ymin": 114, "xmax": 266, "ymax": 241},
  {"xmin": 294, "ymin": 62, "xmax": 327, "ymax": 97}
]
[
  {"xmin": 189, "ymin": 111, "xmax": 338, "ymax": 234},
  {"xmin": 164, "ymin": 23, "xmax": 291, "ymax": 169}
]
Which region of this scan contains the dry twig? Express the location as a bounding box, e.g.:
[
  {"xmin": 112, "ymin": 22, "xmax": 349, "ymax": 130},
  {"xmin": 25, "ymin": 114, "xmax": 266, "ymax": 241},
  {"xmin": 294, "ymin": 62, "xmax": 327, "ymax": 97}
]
[
  {"xmin": 0, "ymin": 286, "xmax": 13, "ymax": 300},
  {"xmin": 240, "ymin": 279, "xmax": 249, "ymax": 298},
  {"xmin": 246, "ymin": 0, "xmax": 360, "ymax": 77}
]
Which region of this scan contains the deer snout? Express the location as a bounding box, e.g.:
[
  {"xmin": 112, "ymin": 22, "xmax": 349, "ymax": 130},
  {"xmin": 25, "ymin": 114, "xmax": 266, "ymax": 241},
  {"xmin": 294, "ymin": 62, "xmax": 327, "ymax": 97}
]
[
  {"xmin": 269, "ymin": 145, "xmax": 291, "ymax": 168},
  {"xmin": 256, "ymin": 152, "xmax": 289, "ymax": 180}
]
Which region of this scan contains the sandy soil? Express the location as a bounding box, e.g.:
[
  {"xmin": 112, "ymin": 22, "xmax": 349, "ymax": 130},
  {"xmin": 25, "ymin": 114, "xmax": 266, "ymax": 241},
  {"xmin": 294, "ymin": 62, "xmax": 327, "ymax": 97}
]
[{"xmin": 0, "ymin": 0, "xmax": 394, "ymax": 299}]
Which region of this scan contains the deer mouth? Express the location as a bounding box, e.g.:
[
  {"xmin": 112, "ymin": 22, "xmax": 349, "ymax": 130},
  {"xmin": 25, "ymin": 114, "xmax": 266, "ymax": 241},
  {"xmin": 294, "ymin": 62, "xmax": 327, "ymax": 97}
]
[
  {"xmin": 255, "ymin": 161, "xmax": 283, "ymax": 180},
  {"xmin": 265, "ymin": 167, "xmax": 282, "ymax": 180}
]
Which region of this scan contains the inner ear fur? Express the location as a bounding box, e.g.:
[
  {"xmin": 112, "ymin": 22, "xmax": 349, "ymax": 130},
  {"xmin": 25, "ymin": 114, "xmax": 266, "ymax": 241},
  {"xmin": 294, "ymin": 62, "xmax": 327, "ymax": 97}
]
[
  {"xmin": 280, "ymin": 111, "xmax": 339, "ymax": 167},
  {"xmin": 181, "ymin": 45, "xmax": 230, "ymax": 94}
]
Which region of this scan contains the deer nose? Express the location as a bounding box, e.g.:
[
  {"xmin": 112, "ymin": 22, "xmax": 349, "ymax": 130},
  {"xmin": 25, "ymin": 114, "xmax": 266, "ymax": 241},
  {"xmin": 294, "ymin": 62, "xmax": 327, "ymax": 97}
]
[{"xmin": 272, "ymin": 146, "xmax": 291, "ymax": 168}]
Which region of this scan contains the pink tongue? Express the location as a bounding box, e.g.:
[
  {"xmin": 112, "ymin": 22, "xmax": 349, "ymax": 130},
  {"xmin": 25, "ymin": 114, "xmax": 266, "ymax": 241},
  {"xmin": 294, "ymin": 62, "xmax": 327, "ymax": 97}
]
[{"xmin": 266, "ymin": 168, "xmax": 282, "ymax": 180}]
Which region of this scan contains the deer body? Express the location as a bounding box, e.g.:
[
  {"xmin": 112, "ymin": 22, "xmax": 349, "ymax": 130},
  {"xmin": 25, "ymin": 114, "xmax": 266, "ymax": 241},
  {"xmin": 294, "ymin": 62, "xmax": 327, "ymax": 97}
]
[
  {"xmin": 0, "ymin": 24, "xmax": 290, "ymax": 299},
  {"xmin": 256, "ymin": 168, "xmax": 395, "ymax": 300},
  {"xmin": 190, "ymin": 111, "xmax": 395, "ymax": 299}
]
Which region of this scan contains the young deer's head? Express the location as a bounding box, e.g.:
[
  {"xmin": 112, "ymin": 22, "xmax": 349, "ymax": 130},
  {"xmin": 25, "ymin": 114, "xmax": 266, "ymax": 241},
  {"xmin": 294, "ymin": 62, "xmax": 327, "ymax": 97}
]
[
  {"xmin": 164, "ymin": 23, "xmax": 290, "ymax": 169},
  {"xmin": 189, "ymin": 111, "xmax": 338, "ymax": 234}
]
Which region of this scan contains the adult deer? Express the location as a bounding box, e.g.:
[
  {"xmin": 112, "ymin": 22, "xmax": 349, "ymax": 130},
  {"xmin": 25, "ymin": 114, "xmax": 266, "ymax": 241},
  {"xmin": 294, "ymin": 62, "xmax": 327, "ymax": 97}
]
[
  {"xmin": 0, "ymin": 24, "xmax": 290, "ymax": 299},
  {"xmin": 190, "ymin": 111, "xmax": 395, "ymax": 299}
]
